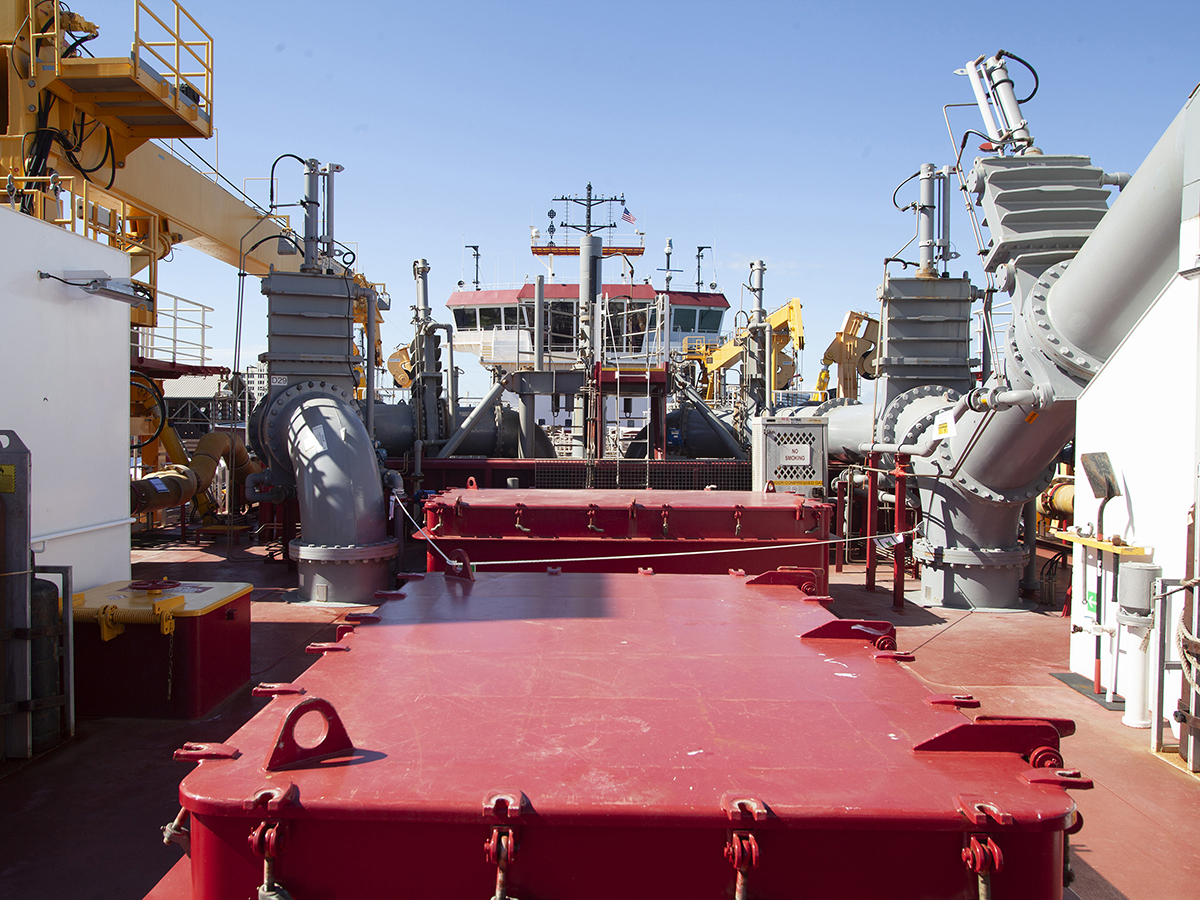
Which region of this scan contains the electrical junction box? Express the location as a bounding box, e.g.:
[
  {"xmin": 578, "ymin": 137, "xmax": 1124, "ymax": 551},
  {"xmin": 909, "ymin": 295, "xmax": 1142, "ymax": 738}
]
[{"xmin": 751, "ymin": 416, "xmax": 828, "ymax": 497}]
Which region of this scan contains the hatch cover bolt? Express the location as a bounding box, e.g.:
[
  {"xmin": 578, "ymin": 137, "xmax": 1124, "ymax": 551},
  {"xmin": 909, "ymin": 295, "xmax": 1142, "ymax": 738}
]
[
  {"xmin": 962, "ymin": 834, "xmax": 1003, "ymax": 875},
  {"xmin": 1029, "ymin": 745, "xmax": 1065, "ymax": 769},
  {"xmin": 249, "ymin": 822, "xmax": 294, "ymax": 900},
  {"xmin": 724, "ymin": 831, "xmax": 759, "ymax": 900},
  {"xmin": 161, "ymin": 808, "xmax": 190, "ymax": 855},
  {"xmin": 485, "ymin": 826, "xmax": 517, "ymax": 900}
]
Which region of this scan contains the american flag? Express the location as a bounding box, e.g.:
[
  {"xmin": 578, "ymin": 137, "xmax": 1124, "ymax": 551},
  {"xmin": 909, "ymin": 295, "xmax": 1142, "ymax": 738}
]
[{"xmin": 621, "ymin": 207, "xmax": 637, "ymax": 225}]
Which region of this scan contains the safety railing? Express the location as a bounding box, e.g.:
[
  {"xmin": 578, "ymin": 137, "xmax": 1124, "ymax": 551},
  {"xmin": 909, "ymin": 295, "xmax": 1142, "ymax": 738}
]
[
  {"xmin": 132, "ymin": 288, "xmax": 213, "ymax": 367},
  {"xmin": 5, "ymin": 173, "xmax": 167, "ymax": 314},
  {"xmin": 133, "ymin": 1, "xmax": 213, "ymax": 127}
]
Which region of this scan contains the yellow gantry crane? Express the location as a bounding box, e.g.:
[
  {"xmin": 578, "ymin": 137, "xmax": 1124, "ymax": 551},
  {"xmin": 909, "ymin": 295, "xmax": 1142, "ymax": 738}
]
[
  {"xmin": 2, "ymin": 1, "xmax": 387, "ymax": 526},
  {"xmin": 1, "ymin": 0, "xmax": 298, "ymax": 314}
]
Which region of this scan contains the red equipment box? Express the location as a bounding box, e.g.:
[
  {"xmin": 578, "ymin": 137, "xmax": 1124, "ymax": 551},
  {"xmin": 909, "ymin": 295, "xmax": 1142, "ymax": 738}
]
[
  {"xmin": 159, "ymin": 571, "xmax": 1086, "ymax": 900},
  {"xmin": 421, "ymin": 488, "xmax": 833, "ymax": 590},
  {"xmin": 73, "ymin": 580, "xmax": 251, "ymax": 719}
]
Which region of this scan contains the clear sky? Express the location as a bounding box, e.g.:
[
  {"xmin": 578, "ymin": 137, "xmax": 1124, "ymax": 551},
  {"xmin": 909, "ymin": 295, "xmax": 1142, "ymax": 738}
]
[{"xmin": 81, "ymin": 0, "xmax": 1200, "ymax": 399}]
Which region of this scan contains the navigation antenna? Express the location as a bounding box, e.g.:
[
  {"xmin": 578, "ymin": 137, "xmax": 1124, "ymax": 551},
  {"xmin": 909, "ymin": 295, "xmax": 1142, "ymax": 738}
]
[
  {"xmin": 553, "ymin": 182, "xmax": 624, "ymax": 235},
  {"xmin": 696, "ymin": 246, "xmax": 712, "ymax": 292},
  {"xmin": 658, "ymin": 238, "xmax": 682, "ymax": 289},
  {"xmin": 465, "ymin": 245, "xmax": 481, "ymax": 291}
]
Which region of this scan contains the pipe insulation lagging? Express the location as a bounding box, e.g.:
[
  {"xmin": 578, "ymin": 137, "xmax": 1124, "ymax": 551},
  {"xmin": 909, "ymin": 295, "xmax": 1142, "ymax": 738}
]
[{"xmin": 130, "ymin": 430, "xmax": 260, "ymax": 515}]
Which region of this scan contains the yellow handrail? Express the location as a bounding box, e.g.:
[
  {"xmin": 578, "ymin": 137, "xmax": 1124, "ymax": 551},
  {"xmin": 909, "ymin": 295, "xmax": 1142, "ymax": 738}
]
[{"xmin": 133, "ymin": 1, "xmax": 213, "ymax": 123}]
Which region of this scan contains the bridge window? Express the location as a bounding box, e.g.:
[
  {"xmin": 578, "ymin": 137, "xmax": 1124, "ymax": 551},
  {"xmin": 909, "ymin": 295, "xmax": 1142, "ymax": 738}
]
[
  {"xmin": 697, "ymin": 309, "xmax": 723, "ymax": 333},
  {"xmin": 478, "ymin": 307, "xmax": 501, "ymax": 330},
  {"xmin": 453, "ymin": 308, "xmax": 477, "ymax": 330},
  {"xmin": 672, "ymin": 308, "xmax": 696, "ymax": 332}
]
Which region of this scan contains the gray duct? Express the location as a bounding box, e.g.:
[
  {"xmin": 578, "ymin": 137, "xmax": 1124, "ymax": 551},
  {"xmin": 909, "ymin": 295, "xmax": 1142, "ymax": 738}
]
[
  {"xmin": 255, "ymin": 383, "xmax": 398, "ymax": 603},
  {"xmin": 835, "ymin": 94, "xmax": 1192, "ymax": 609},
  {"xmin": 373, "ymin": 400, "xmax": 556, "ymax": 459}
]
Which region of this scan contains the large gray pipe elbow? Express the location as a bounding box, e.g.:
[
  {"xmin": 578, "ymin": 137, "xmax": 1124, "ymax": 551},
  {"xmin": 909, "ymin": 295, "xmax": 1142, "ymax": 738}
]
[{"xmin": 282, "ymin": 393, "xmax": 398, "ymax": 601}]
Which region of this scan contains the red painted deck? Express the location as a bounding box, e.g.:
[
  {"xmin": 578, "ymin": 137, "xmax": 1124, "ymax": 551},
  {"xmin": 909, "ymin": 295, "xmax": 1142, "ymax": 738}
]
[{"xmin": 0, "ymin": 541, "xmax": 1196, "ymax": 899}]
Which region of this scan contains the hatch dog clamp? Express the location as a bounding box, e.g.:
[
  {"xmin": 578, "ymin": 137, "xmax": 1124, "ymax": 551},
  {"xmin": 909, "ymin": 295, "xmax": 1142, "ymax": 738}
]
[
  {"xmin": 249, "ymin": 820, "xmax": 294, "ymax": 900},
  {"xmin": 484, "ymin": 790, "xmax": 528, "ymax": 900}
]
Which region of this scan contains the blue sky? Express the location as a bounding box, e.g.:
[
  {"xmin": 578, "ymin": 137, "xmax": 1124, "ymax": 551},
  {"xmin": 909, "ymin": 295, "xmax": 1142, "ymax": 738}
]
[{"xmin": 82, "ymin": 0, "xmax": 1200, "ymax": 398}]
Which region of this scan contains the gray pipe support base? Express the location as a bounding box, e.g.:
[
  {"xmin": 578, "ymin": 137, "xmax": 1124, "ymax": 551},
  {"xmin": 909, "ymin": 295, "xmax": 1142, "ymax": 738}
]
[
  {"xmin": 290, "ymin": 538, "xmax": 399, "ymax": 603},
  {"xmin": 913, "ymin": 541, "xmax": 1029, "ymax": 610}
]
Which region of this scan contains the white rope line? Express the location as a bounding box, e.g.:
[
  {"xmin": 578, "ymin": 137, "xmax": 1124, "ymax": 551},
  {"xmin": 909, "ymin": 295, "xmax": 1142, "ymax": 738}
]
[
  {"xmin": 419, "ymin": 525, "xmax": 919, "ymax": 569},
  {"xmin": 396, "ymin": 495, "xmax": 461, "ymax": 570}
]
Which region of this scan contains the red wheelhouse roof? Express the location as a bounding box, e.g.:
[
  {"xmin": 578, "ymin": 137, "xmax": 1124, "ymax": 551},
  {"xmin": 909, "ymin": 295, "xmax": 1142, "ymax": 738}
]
[{"xmin": 446, "ymin": 284, "xmax": 729, "ymax": 309}]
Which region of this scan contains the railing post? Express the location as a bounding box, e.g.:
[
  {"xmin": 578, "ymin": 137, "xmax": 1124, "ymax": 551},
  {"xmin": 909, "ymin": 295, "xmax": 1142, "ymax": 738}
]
[
  {"xmin": 865, "ymin": 454, "xmax": 878, "ymax": 592},
  {"xmin": 893, "ymin": 454, "xmax": 909, "ymax": 611},
  {"xmin": 835, "ymin": 476, "xmax": 846, "ymax": 573}
]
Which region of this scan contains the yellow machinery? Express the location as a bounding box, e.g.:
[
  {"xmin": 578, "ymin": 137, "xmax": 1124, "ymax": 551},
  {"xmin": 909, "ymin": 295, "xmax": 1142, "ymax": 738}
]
[
  {"xmin": 1, "ymin": 0, "xmax": 297, "ymax": 310},
  {"xmin": 2, "ymin": 1, "xmax": 388, "ymax": 530},
  {"xmin": 814, "ymin": 311, "xmax": 879, "ymax": 402},
  {"xmin": 699, "ymin": 298, "xmax": 806, "ymax": 402}
]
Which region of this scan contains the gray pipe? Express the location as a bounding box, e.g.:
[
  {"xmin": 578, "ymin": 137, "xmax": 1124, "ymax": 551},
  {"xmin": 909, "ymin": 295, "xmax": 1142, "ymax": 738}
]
[
  {"xmin": 323, "ymin": 162, "xmax": 343, "ymax": 260},
  {"xmin": 1042, "ymin": 107, "xmax": 1185, "ymax": 368},
  {"xmin": 518, "ymin": 394, "xmax": 535, "ymax": 459},
  {"xmin": 281, "ymin": 393, "xmax": 397, "ymax": 601},
  {"xmin": 365, "ymin": 285, "xmax": 377, "ymax": 442},
  {"xmin": 285, "ymin": 396, "xmax": 387, "ymax": 546},
  {"xmin": 430, "ymin": 323, "xmax": 457, "ymax": 426},
  {"xmin": 303, "ymin": 158, "xmax": 320, "ymax": 270},
  {"xmin": 918, "ymin": 163, "xmax": 937, "ymax": 276},
  {"xmin": 414, "ymin": 259, "xmax": 430, "ymax": 317},
  {"xmin": 680, "ymin": 385, "xmax": 747, "ymax": 460},
  {"xmin": 534, "ymin": 274, "xmax": 545, "ymax": 370},
  {"xmin": 909, "ymin": 93, "xmax": 1194, "ymax": 608},
  {"xmin": 438, "ymin": 379, "xmax": 508, "ymax": 458},
  {"xmin": 750, "ymin": 260, "xmax": 765, "ymax": 323}
]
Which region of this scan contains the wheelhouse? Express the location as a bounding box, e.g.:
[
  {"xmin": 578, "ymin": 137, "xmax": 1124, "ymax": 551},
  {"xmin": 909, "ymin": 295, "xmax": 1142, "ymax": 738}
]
[{"xmin": 448, "ymin": 284, "xmax": 729, "ymax": 369}]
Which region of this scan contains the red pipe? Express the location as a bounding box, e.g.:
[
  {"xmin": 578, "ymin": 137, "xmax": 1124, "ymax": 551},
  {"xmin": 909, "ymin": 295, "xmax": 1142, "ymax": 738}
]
[{"xmin": 865, "ymin": 453, "xmax": 878, "ymax": 592}]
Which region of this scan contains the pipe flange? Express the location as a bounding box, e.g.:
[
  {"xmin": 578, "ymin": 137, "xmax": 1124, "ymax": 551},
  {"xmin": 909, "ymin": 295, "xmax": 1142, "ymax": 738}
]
[
  {"xmin": 289, "ymin": 538, "xmax": 400, "ymax": 564},
  {"xmin": 949, "ymin": 462, "xmax": 1056, "ymax": 506},
  {"xmin": 914, "ymin": 541, "xmax": 1027, "ymax": 568},
  {"xmin": 264, "ymin": 380, "xmax": 359, "ymax": 471},
  {"xmin": 1024, "ymin": 261, "xmax": 1105, "ymax": 379},
  {"xmin": 1115, "ymin": 610, "xmax": 1154, "ymax": 628},
  {"xmin": 879, "ymin": 384, "xmax": 957, "ymax": 447},
  {"xmin": 810, "ymin": 397, "xmax": 859, "ymax": 417}
]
